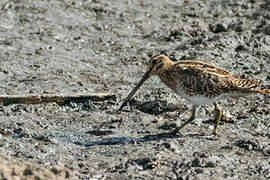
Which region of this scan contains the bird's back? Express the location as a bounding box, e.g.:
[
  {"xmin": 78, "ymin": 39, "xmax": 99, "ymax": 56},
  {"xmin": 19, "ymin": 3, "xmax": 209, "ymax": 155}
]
[{"xmin": 158, "ymin": 60, "xmax": 261, "ymax": 104}]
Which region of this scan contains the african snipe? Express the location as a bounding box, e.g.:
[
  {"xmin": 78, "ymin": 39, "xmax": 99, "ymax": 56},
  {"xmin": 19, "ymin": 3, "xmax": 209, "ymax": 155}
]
[{"xmin": 118, "ymin": 53, "xmax": 270, "ymax": 136}]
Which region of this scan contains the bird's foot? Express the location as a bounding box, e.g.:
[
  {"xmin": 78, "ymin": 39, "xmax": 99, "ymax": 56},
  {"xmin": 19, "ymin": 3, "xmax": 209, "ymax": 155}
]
[
  {"xmin": 213, "ymin": 107, "xmax": 233, "ymax": 123},
  {"xmin": 170, "ymin": 125, "xmax": 186, "ymax": 137},
  {"xmin": 170, "ymin": 117, "xmax": 195, "ymax": 135},
  {"xmin": 212, "ymin": 131, "xmax": 220, "ymax": 137},
  {"xmin": 202, "ymin": 132, "xmax": 220, "ymax": 140},
  {"xmin": 170, "ymin": 127, "xmax": 181, "ymax": 135}
]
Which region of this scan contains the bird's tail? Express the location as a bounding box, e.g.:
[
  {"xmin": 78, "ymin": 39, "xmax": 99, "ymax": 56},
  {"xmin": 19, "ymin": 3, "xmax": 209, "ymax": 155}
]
[{"xmin": 257, "ymin": 86, "xmax": 270, "ymax": 95}]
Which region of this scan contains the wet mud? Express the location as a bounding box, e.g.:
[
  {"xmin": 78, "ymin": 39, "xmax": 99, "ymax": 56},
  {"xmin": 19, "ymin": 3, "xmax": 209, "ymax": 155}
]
[{"xmin": 0, "ymin": 0, "xmax": 270, "ymax": 179}]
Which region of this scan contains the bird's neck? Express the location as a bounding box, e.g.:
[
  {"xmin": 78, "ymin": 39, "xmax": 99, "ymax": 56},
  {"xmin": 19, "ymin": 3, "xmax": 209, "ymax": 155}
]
[{"xmin": 158, "ymin": 61, "xmax": 177, "ymax": 92}]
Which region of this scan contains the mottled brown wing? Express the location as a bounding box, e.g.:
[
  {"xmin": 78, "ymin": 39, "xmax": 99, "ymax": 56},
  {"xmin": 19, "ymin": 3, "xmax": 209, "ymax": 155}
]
[
  {"xmin": 171, "ymin": 63, "xmax": 261, "ymax": 97},
  {"xmin": 172, "ymin": 65, "xmax": 225, "ymax": 97},
  {"xmin": 219, "ymin": 77, "xmax": 261, "ymax": 92},
  {"xmin": 174, "ymin": 60, "xmax": 238, "ymax": 78}
]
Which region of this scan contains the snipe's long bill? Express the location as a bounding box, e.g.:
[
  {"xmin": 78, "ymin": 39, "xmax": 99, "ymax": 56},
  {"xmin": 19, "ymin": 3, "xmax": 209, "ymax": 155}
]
[
  {"xmin": 118, "ymin": 65, "xmax": 153, "ymax": 113},
  {"xmin": 118, "ymin": 53, "xmax": 270, "ymax": 136}
]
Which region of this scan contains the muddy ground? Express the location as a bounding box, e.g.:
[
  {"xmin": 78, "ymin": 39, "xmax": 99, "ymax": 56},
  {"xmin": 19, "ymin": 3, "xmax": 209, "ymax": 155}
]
[{"xmin": 0, "ymin": 0, "xmax": 270, "ymax": 179}]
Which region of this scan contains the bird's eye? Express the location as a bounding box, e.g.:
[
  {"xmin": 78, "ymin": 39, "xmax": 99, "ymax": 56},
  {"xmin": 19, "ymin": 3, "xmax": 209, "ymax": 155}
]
[
  {"xmin": 152, "ymin": 59, "xmax": 161, "ymax": 64},
  {"xmin": 152, "ymin": 59, "xmax": 157, "ymax": 64}
]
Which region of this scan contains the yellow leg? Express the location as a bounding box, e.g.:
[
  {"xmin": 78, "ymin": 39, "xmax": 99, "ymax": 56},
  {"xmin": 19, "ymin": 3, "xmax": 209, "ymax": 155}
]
[
  {"xmin": 213, "ymin": 103, "xmax": 223, "ymax": 136},
  {"xmin": 171, "ymin": 105, "xmax": 197, "ymax": 134}
]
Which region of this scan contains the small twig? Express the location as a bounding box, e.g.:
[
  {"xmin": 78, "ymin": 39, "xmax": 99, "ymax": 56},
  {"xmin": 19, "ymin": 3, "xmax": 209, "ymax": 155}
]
[{"xmin": 0, "ymin": 93, "xmax": 116, "ymax": 106}]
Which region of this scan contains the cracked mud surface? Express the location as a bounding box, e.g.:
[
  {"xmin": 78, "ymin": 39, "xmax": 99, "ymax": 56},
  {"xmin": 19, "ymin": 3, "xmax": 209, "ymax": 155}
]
[{"xmin": 0, "ymin": 0, "xmax": 269, "ymax": 179}]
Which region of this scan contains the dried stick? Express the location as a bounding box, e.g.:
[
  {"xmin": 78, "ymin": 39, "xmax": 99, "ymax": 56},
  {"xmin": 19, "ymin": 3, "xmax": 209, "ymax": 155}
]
[{"xmin": 0, "ymin": 93, "xmax": 116, "ymax": 105}]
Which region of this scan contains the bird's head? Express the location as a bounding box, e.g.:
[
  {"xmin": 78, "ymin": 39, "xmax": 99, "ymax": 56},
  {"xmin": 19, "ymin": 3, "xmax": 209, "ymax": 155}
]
[
  {"xmin": 146, "ymin": 54, "xmax": 171, "ymax": 76},
  {"xmin": 118, "ymin": 53, "xmax": 173, "ymax": 113}
]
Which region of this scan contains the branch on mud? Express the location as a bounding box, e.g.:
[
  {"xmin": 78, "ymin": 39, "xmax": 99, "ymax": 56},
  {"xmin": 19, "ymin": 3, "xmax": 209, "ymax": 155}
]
[{"xmin": 0, "ymin": 93, "xmax": 116, "ymax": 106}]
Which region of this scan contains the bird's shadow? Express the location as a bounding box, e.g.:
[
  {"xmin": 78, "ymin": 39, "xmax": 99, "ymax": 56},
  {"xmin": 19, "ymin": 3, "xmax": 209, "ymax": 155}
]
[
  {"xmin": 73, "ymin": 130, "xmax": 216, "ymax": 147},
  {"xmin": 73, "ymin": 132, "xmax": 181, "ymax": 147},
  {"xmin": 73, "ymin": 99, "xmax": 220, "ymax": 147}
]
